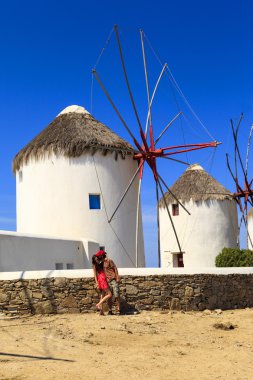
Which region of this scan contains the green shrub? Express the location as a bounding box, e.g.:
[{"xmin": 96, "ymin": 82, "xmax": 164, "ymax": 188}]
[{"xmin": 215, "ymin": 247, "xmax": 253, "ymax": 267}]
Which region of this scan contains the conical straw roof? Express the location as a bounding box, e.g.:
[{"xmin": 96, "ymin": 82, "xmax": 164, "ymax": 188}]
[
  {"xmin": 159, "ymin": 163, "xmax": 232, "ymax": 207},
  {"xmin": 13, "ymin": 105, "xmax": 134, "ymax": 172}
]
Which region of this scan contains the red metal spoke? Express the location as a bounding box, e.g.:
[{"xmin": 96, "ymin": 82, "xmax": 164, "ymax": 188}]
[
  {"xmin": 133, "ymin": 139, "xmax": 220, "ymax": 185},
  {"xmin": 140, "ymin": 128, "xmax": 150, "ymax": 152},
  {"xmin": 138, "ymin": 158, "xmax": 145, "ymax": 180},
  {"xmin": 162, "ymin": 144, "xmax": 219, "ymax": 156},
  {"xmin": 161, "ymin": 141, "xmax": 220, "ymax": 151}
]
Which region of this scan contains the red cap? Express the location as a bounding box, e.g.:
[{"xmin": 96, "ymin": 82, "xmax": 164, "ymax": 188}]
[{"xmin": 95, "ymin": 250, "xmax": 105, "ymax": 257}]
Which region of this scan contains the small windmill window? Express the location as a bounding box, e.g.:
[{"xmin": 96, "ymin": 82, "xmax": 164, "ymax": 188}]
[
  {"xmin": 55, "ymin": 263, "xmax": 63, "ymax": 270},
  {"xmin": 89, "ymin": 194, "xmax": 101, "ymax": 209},
  {"xmin": 172, "ymin": 204, "xmax": 179, "ymax": 216}
]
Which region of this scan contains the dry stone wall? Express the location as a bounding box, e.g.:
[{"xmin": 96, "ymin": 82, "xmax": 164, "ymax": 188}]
[{"xmin": 0, "ymin": 274, "xmax": 252, "ymax": 315}]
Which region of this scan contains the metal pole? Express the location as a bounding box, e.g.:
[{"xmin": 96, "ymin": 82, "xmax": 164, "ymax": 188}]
[
  {"xmin": 114, "ymin": 25, "xmax": 143, "ymax": 133},
  {"xmin": 226, "ymin": 153, "xmax": 244, "ymax": 194},
  {"xmin": 145, "ymin": 63, "xmax": 167, "ymax": 132},
  {"xmin": 108, "ymin": 161, "xmax": 144, "ymax": 223},
  {"xmin": 231, "ymin": 115, "xmax": 247, "ymax": 179},
  {"xmin": 140, "ymin": 29, "xmax": 152, "ymax": 134},
  {"xmin": 246, "ymin": 124, "xmax": 253, "ymax": 177},
  {"xmin": 155, "ymin": 111, "xmax": 182, "ymax": 145},
  {"xmin": 157, "ymin": 178, "xmax": 182, "ymax": 253},
  {"xmin": 92, "ymin": 69, "xmax": 143, "ymax": 153},
  {"xmin": 158, "ymin": 173, "xmax": 191, "ymax": 215},
  {"xmin": 135, "ymin": 178, "xmax": 142, "ymax": 267},
  {"xmin": 161, "ymin": 156, "xmax": 190, "ymax": 166},
  {"xmin": 242, "ymin": 213, "xmax": 253, "ymax": 249},
  {"xmin": 156, "ymin": 182, "xmax": 161, "ymax": 267}
]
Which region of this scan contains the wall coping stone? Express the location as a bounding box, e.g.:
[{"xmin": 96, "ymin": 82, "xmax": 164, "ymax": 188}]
[{"xmin": 0, "ymin": 267, "xmax": 253, "ymax": 280}]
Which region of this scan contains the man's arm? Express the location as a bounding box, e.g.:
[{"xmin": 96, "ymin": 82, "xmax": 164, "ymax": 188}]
[{"xmin": 111, "ymin": 261, "xmax": 120, "ymax": 283}]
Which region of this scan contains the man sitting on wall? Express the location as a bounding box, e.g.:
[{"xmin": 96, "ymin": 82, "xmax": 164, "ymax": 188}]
[{"xmin": 102, "ymin": 251, "xmax": 121, "ymax": 315}]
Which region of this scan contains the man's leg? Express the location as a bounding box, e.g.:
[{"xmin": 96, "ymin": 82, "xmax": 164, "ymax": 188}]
[
  {"xmin": 107, "ymin": 281, "xmax": 114, "ymax": 315},
  {"xmin": 108, "ymin": 293, "xmax": 113, "ymax": 312},
  {"xmin": 113, "ymin": 282, "xmax": 120, "ymax": 314}
]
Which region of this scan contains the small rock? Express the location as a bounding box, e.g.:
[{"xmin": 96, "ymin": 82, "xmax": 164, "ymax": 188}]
[
  {"xmin": 203, "ymin": 309, "xmax": 212, "ymax": 315},
  {"xmin": 214, "ymin": 309, "xmax": 222, "ymax": 315},
  {"xmin": 184, "ymin": 286, "xmax": 194, "ymax": 298},
  {"xmin": 213, "ymin": 322, "xmax": 237, "ymax": 330}
]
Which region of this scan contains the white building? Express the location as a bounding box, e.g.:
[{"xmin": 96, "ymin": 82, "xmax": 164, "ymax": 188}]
[
  {"xmin": 0, "ymin": 105, "xmax": 145, "ymax": 271},
  {"xmin": 247, "ymin": 208, "xmax": 253, "ymax": 250},
  {"xmin": 159, "ymin": 164, "xmax": 238, "ymax": 268}
]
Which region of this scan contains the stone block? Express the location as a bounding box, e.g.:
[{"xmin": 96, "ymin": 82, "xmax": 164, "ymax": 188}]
[
  {"xmin": 32, "ymin": 292, "xmax": 43, "ymax": 299},
  {"xmin": 239, "ymin": 288, "xmax": 246, "ymax": 298},
  {"xmin": 54, "ymin": 292, "xmax": 66, "ymax": 299},
  {"xmin": 15, "ymin": 281, "xmax": 25, "ymax": 288},
  {"xmin": 40, "ymin": 279, "xmax": 53, "ymax": 286},
  {"xmin": 161, "ymin": 291, "xmax": 172, "ymax": 298},
  {"xmin": 34, "ymin": 301, "xmax": 55, "ymax": 314},
  {"xmin": 126, "ymin": 285, "xmax": 138, "ymax": 295},
  {"xmin": 82, "ymin": 283, "xmax": 95, "ymax": 291},
  {"xmin": 86, "ymin": 290, "xmax": 97, "ymax": 296},
  {"xmin": 65, "ymin": 308, "xmax": 80, "ymax": 314},
  {"xmin": 60, "ymin": 295, "xmax": 78, "ymax": 308},
  {"xmin": 139, "ymin": 281, "xmax": 157, "ymax": 288},
  {"xmin": 40, "ymin": 287, "xmax": 54, "ymax": 297},
  {"xmin": 150, "ymin": 289, "xmax": 161, "ymax": 296},
  {"xmin": 54, "ymin": 278, "xmax": 66, "ymax": 287},
  {"xmin": 81, "ymin": 297, "xmax": 92, "ymax": 305},
  {"xmin": 141, "ymin": 297, "xmax": 154, "ymax": 305},
  {"xmin": 170, "ymin": 298, "xmax": 181, "ymax": 310},
  {"xmin": 198, "ymin": 302, "xmax": 206, "ymax": 311},
  {"xmin": 0, "ymin": 293, "xmax": 9, "ymax": 303},
  {"xmin": 19, "ymin": 289, "xmax": 33, "ymax": 301},
  {"xmin": 208, "ymin": 294, "xmax": 218, "ymax": 309}
]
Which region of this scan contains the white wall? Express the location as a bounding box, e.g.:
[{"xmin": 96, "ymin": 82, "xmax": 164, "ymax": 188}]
[
  {"xmin": 248, "ymin": 216, "xmax": 253, "ymax": 249},
  {"xmin": 0, "ymin": 231, "xmax": 99, "ymax": 272},
  {"xmin": 16, "ymin": 152, "xmax": 145, "ymax": 268},
  {"xmin": 159, "ymin": 199, "xmax": 238, "ymax": 268}
]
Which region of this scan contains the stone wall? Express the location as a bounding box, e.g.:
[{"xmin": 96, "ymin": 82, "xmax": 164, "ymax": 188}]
[{"xmin": 0, "ymin": 274, "xmax": 253, "ymax": 315}]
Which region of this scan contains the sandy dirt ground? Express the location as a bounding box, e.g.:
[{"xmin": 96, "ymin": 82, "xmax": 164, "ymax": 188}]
[{"xmin": 0, "ymin": 309, "xmax": 253, "ymax": 380}]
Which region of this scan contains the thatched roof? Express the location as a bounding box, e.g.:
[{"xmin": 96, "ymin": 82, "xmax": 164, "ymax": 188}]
[
  {"xmin": 159, "ymin": 164, "xmax": 233, "ymax": 207},
  {"xmin": 248, "ymin": 208, "xmax": 253, "ymax": 219},
  {"xmin": 13, "ymin": 105, "xmax": 135, "ymax": 172}
]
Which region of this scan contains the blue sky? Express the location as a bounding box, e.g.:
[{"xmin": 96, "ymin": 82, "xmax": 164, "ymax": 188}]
[{"xmin": 0, "ymin": 0, "xmax": 253, "ymax": 266}]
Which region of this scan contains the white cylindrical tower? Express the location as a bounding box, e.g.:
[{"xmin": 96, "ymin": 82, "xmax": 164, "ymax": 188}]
[
  {"xmin": 13, "ymin": 105, "xmax": 145, "ymax": 267},
  {"xmin": 159, "ymin": 164, "xmax": 238, "ymax": 268},
  {"xmin": 247, "ymin": 208, "xmax": 253, "ymax": 250}
]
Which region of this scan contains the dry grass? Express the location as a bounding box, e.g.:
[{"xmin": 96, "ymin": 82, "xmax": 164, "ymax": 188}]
[
  {"xmin": 13, "ymin": 112, "xmax": 134, "ymax": 172},
  {"xmin": 159, "ymin": 164, "xmax": 233, "ymax": 206}
]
